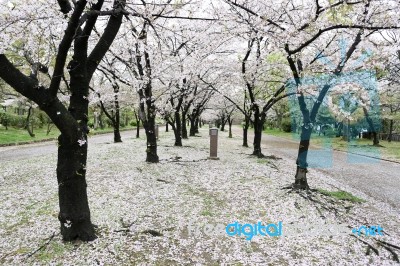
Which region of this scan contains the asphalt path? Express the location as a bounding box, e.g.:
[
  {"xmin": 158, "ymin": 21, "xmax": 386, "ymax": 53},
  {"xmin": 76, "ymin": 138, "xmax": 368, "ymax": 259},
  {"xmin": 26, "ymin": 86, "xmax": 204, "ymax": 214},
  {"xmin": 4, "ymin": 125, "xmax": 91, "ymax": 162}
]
[
  {"xmin": 0, "ymin": 130, "xmax": 139, "ymax": 162},
  {"xmin": 231, "ymin": 126, "xmax": 400, "ymax": 210}
]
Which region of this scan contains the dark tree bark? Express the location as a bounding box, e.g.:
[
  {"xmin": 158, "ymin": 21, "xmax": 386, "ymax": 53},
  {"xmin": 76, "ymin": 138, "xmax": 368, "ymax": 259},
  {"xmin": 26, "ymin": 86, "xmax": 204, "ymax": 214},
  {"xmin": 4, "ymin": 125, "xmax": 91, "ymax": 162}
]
[
  {"xmin": 113, "ymin": 85, "xmax": 122, "ymax": 142},
  {"xmin": 243, "ymin": 116, "xmax": 250, "ymax": 147},
  {"xmin": 166, "ymin": 122, "xmax": 169, "ymax": 132},
  {"xmin": 164, "ymin": 93, "xmax": 184, "ymax": 146},
  {"xmin": 228, "ymin": 118, "xmax": 233, "ymax": 138},
  {"xmin": 294, "ymin": 125, "xmax": 312, "ymax": 189},
  {"xmin": 174, "ymin": 110, "xmax": 182, "ymax": 146},
  {"xmin": 388, "ymin": 119, "xmax": 394, "ymax": 142},
  {"xmin": 133, "ymin": 108, "xmax": 140, "ymax": 138},
  {"xmin": 195, "ymin": 117, "xmax": 200, "ymax": 133},
  {"xmin": 138, "ymin": 85, "xmax": 158, "ymax": 162},
  {"xmin": 57, "ymin": 134, "xmax": 95, "ymax": 241},
  {"xmin": 136, "ymin": 119, "xmax": 140, "ymax": 138},
  {"xmin": 363, "ymin": 106, "xmax": 379, "ymax": 146},
  {"xmin": 97, "ymin": 86, "xmax": 122, "ymax": 143},
  {"xmin": 136, "ymin": 33, "xmax": 159, "ymax": 163},
  {"xmin": 181, "ymin": 114, "xmax": 188, "ymax": 139},
  {"xmin": 220, "ymin": 114, "xmax": 226, "ymax": 131},
  {"xmin": 180, "ymin": 85, "xmax": 197, "ymax": 139},
  {"xmin": 143, "ymin": 117, "xmax": 158, "ymax": 162},
  {"xmin": 252, "ymin": 111, "xmax": 265, "ymax": 158},
  {"xmin": 95, "ymin": 64, "xmax": 123, "ymax": 143},
  {"xmin": 215, "ymin": 119, "xmax": 221, "ymax": 129},
  {"xmin": 61, "ymin": 24, "xmax": 95, "ymax": 240},
  {"xmin": 189, "ymin": 106, "xmax": 201, "ymax": 137},
  {"xmin": 189, "ymin": 115, "xmax": 196, "ymax": 136}
]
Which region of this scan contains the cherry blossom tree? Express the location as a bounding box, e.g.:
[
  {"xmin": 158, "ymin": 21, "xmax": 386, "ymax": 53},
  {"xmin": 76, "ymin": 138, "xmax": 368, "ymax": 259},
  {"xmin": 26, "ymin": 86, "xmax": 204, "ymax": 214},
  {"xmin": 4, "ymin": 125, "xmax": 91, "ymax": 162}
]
[
  {"xmin": 382, "ymin": 33, "xmax": 400, "ymax": 142},
  {"xmin": 0, "ymin": 0, "xmax": 126, "ymax": 241},
  {"xmin": 223, "ymin": 0, "xmax": 400, "ymax": 189}
]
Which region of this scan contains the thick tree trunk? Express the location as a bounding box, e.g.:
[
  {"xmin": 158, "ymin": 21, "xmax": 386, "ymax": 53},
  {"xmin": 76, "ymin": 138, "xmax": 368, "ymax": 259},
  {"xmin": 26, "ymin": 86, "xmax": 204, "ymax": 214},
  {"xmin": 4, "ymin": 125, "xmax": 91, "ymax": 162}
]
[
  {"xmin": 221, "ymin": 121, "xmax": 226, "ymax": 131},
  {"xmin": 372, "ymin": 132, "xmax": 379, "ymax": 146},
  {"xmin": 57, "ymin": 133, "xmax": 96, "ymax": 241},
  {"xmin": 252, "ymin": 112, "xmax": 265, "ymax": 158},
  {"xmin": 294, "ymin": 126, "xmax": 312, "ymax": 189},
  {"xmin": 363, "ymin": 107, "xmax": 379, "ymax": 146},
  {"xmin": 136, "ymin": 119, "xmax": 140, "ymax": 138},
  {"xmin": 228, "ymin": 119, "xmax": 233, "ymax": 138},
  {"xmin": 174, "ymin": 111, "xmax": 182, "ymax": 146},
  {"xmin": 113, "ymin": 124, "xmax": 122, "ymax": 143},
  {"xmin": 59, "ymin": 52, "xmax": 96, "ymax": 240},
  {"xmin": 181, "ymin": 115, "xmax": 188, "ymax": 139},
  {"xmin": 195, "ymin": 117, "xmax": 200, "ymax": 133},
  {"xmin": 113, "ymin": 86, "xmax": 122, "ymax": 143},
  {"xmin": 189, "ymin": 117, "xmax": 196, "ymax": 136},
  {"xmin": 216, "ymin": 120, "xmax": 221, "ymax": 129},
  {"xmin": 166, "ymin": 122, "xmax": 169, "ymax": 132},
  {"xmin": 133, "ymin": 111, "xmax": 140, "ymax": 138},
  {"xmin": 243, "ymin": 117, "xmax": 250, "ymax": 147},
  {"xmin": 143, "ymin": 116, "xmax": 159, "ymax": 163},
  {"xmin": 252, "ymin": 129, "xmax": 263, "ymax": 157},
  {"xmin": 99, "ymin": 104, "xmax": 121, "ymax": 143},
  {"xmin": 294, "ymin": 166, "xmax": 308, "ymax": 189},
  {"xmin": 220, "ymin": 116, "xmax": 226, "ymax": 131}
]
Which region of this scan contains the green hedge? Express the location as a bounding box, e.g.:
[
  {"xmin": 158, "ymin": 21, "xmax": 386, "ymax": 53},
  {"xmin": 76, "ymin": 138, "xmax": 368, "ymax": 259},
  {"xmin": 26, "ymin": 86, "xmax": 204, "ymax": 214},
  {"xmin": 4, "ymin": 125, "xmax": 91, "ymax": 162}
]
[
  {"xmin": 0, "ymin": 110, "xmax": 45, "ymax": 129},
  {"xmin": 0, "ymin": 112, "xmax": 25, "ymax": 127}
]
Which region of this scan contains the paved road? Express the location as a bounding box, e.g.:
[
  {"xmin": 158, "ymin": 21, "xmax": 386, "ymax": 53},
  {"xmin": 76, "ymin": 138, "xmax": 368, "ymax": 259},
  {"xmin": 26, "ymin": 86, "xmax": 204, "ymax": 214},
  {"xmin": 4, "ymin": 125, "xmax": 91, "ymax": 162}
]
[
  {"xmin": 232, "ymin": 127, "xmax": 400, "ymax": 210},
  {"xmin": 0, "ymin": 130, "xmax": 139, "ymax": 162}
]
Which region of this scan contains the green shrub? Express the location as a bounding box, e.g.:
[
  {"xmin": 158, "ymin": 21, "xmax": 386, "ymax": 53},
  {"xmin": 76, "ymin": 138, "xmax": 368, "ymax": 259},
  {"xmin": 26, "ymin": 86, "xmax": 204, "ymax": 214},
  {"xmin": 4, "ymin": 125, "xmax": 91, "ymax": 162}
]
[
  {"xmin": 281, "ymin": 118, "xmax": 292, "ymax": 132},
  {"xmin": 0, "ymin": 111, "xmax": 9, "ymax": 127},
  {"xmin": 324, "ymin": 128, "xmax": 337, "ymax": 137},
  {"xmin": 5, "ymin": 113, "xmax": 26, "ymax": 127},
  {"xmin": 130, "ymin": 121, "xmax": 137, "ymax": 127}
]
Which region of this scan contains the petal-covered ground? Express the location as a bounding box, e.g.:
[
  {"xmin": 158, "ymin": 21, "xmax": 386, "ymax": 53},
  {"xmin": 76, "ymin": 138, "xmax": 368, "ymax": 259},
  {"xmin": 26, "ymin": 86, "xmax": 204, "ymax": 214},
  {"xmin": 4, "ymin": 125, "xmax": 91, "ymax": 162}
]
[{"xmin": 0, "ymin": 127, "xmax": 399, "ymax": 265}]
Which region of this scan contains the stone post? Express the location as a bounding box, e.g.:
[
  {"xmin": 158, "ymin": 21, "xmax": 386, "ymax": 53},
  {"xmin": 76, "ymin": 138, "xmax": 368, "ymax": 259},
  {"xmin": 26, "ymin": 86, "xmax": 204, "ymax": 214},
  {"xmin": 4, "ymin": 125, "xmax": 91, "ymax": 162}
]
[{"xmin": 208, "ymin": 128, "xmax": 219, "ymax": 160}]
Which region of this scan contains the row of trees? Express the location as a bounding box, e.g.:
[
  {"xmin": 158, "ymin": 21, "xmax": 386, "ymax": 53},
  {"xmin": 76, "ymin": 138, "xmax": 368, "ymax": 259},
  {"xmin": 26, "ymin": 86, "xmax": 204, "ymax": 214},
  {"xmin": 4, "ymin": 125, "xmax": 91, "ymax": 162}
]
[{"xmin": 1, "ymin": 0, "xmax": 399, "ymax": 241}]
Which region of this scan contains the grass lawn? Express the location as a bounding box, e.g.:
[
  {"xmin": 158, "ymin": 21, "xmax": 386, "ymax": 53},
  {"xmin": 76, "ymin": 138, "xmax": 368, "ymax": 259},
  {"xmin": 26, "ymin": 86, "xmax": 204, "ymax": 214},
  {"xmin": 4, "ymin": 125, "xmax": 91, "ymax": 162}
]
[
  {"xmin": 264, "ymin": 128, "xmax": 400, "ymax": 162},
  {"xmin": 0, "ymin": 127, "xmax": 60, "ymax": 145},
  {"xmin": 0, "ymin": 126, "xmax": 136, "ymax": 145},
  {"xmin": 316, "ymin": 189, "xmax": 366, "ymax": 203}
]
